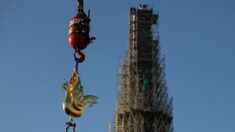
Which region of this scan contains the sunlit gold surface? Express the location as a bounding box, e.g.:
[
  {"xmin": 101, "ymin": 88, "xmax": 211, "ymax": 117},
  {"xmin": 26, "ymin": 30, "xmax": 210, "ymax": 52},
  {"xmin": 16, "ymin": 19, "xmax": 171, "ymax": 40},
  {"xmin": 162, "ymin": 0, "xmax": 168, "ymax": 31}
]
[{"xmin": 62, "ymin": 69, "xmax": 98, "ymax": 118}]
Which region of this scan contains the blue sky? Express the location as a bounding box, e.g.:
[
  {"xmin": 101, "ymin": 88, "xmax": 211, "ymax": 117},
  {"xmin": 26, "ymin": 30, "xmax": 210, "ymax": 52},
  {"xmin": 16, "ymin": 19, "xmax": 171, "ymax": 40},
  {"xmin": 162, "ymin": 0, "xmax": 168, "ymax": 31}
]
[{"xmin": 0, "ymin": 0, "xmax": 235, "ymax": 132}]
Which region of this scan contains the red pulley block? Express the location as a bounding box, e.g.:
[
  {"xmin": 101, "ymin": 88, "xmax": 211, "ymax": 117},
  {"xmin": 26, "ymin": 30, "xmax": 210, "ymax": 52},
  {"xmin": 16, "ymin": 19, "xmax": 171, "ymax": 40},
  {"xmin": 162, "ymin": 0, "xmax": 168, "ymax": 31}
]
[{"xmin": 68, "ymin": 13, "xmax": 90, "ymax": 51}]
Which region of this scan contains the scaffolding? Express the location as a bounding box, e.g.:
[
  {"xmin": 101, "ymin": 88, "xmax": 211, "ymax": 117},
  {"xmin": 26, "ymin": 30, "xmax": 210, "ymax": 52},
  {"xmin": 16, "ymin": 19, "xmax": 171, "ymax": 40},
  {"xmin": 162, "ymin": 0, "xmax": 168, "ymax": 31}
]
[{"xmin": 110, "ymin": 5, "xmax": 173, "ymax": 132}]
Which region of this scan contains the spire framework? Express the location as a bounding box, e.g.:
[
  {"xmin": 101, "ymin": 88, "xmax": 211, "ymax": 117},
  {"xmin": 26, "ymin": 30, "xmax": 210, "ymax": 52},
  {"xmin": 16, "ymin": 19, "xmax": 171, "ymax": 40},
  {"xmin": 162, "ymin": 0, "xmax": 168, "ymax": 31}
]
[{"xmin": 110, "ymin": 5, "xmax": 173, "ymax": 132}]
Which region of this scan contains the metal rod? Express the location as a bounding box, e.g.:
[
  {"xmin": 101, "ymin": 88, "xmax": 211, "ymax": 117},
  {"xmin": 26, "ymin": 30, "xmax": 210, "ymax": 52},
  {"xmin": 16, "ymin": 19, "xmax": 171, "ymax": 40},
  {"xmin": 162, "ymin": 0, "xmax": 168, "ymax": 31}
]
[{"xmin": 73, "ymin": 124, "xmax": 76, "ymax": 132}]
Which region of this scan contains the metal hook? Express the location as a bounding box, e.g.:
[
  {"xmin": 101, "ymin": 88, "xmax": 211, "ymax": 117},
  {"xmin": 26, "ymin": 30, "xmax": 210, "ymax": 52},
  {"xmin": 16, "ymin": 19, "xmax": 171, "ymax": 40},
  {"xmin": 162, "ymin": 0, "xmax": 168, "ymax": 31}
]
[
  {"xmin": 73, "ymin": 50, "xmax": 85, "ymax": 63},
  {"xmin": 73, "ymin": 49, "xmax": 85, "ymax": 72}
]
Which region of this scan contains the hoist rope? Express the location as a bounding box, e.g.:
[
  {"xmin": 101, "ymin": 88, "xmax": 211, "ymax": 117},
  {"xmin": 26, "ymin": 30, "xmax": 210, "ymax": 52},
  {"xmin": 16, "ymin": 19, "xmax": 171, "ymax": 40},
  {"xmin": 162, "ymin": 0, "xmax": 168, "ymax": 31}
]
[{"xmin": 77, "ymin": 0, "xmax": 84, "ymax": 11}]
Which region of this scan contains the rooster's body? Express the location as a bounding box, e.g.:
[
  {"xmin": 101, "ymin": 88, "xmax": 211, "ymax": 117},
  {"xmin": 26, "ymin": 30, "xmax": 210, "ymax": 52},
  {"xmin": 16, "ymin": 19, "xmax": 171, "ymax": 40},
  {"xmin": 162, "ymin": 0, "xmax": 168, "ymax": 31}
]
[{"xmin": 62, "ymin": 70, "xmax": 98, "ymax": 118}]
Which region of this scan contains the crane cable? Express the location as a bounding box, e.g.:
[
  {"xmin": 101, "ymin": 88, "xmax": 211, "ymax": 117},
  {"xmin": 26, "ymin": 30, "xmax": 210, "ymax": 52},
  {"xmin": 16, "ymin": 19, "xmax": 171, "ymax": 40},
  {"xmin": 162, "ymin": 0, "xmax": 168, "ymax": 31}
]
[{"xmin": 77, "ymin": 0, "xmax": 84, "ymax": 11}]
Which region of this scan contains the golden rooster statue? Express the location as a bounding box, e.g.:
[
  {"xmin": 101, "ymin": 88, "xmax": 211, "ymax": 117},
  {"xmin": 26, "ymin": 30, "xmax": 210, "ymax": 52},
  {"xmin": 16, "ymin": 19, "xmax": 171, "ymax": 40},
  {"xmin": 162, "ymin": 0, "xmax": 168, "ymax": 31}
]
[{"xmin": 62, "ymin": 69, "xmax": 98, "ymax": 122}]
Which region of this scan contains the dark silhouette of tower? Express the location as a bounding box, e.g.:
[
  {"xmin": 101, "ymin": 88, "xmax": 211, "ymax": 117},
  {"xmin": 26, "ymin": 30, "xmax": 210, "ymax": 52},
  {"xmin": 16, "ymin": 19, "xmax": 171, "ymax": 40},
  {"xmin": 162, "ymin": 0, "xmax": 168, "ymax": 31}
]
[{"xmin": 110, "ymin": 4, "xmax": 173, "ymax": 132}]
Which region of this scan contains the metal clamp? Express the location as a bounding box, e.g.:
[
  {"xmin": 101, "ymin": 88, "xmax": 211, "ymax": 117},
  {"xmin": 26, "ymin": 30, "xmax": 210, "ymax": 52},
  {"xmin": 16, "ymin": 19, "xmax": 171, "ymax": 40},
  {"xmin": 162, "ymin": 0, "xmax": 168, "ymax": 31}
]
[{"xmin": 65, "ymin": 121, "xmax": 76, "ymax": 132}]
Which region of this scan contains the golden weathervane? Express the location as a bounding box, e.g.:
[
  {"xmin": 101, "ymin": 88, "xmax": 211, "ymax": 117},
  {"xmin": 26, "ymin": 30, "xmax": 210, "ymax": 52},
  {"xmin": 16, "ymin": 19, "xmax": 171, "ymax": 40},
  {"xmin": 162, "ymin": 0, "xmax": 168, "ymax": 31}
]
[{"xmin": 62, "ymin": 69, "xmax": 98, "ymax": 132}]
